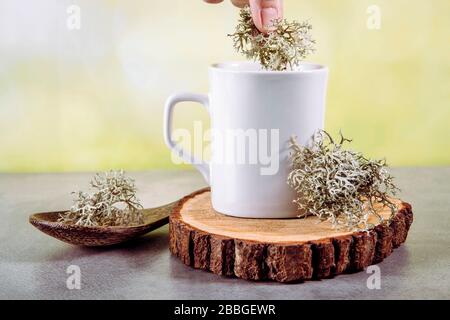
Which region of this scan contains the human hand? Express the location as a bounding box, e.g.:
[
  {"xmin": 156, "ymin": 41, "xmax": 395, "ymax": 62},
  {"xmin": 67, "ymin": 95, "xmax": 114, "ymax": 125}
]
[{"xmin": 203, "ymin": 0, "xmax": 284, "ymax": 34}]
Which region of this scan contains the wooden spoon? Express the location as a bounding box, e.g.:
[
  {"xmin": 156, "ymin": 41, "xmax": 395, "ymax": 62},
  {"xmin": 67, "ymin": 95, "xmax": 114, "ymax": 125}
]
[{"xmin": 29, "ymin": 190, "xmax": 206, "ymax": 246}]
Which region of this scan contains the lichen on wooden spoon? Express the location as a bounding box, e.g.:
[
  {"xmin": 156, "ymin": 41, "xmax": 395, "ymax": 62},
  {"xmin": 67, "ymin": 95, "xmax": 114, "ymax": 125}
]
[{"xmin": 58, "ymin": 170, "xmax": 143, "ymax": 227}]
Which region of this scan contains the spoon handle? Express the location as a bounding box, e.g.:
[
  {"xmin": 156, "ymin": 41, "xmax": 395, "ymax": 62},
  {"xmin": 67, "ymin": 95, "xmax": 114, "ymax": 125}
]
[{"xmin": 141, "ymin": 201, "xmax": 179, "ymax": 232}]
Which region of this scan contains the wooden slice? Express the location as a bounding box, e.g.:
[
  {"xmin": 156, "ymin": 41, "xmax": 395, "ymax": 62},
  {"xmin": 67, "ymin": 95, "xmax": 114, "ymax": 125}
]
[{"xmin": 169, "ymin": 188, "xmax": 413, "ymax": 283}]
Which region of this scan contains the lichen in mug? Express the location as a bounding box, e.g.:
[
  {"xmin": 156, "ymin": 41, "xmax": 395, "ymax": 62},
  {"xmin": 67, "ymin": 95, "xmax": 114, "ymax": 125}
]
[
  {"xmin": 287, "ymin": 131, "xmax": 398, "ymax": 231},
  {"xmin": 229, "ymin": 6, "xmax": 315, "ymax": 71},
  {"xmin": 58, "ymin": 170, "xmax": 143, "ymax": 227}
]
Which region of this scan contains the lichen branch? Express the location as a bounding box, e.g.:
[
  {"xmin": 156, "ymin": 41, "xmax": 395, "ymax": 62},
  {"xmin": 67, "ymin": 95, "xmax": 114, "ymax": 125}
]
[
  {"xmin": 58, "ymin": 170, "xmax": 144, "ymax": 227},
  {"xmin": 287, "ymin": 130, "xmax": 399, "ymax": 231},
  {"xmin": 228, "ymin": 6, "xmax": 315, "ymax": 71}
]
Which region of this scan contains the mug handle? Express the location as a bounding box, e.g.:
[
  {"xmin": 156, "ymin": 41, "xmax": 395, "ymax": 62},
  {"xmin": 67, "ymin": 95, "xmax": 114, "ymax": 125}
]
[{"xmin": 163, "ymin": 92, "xmax": 210, "ymax": 184}]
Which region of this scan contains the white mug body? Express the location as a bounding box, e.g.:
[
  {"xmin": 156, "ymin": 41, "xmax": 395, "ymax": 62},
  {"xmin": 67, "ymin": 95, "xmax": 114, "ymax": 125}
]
[
  {"xmin": 164, "ymin": 62, "xmax": 328, "ymax": 218},
  {"xmin": 208, "ymin": 62, "xmax": 328, "ymax": 218}
]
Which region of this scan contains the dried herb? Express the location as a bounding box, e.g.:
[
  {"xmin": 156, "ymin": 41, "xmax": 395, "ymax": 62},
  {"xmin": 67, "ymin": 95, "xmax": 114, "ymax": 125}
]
[
  {"xmin": 287, "ymin": 131, "xmax": 398, "ymax": 231},
  {"xmin": 58, "ymin": 170, "xmax": 143, "ymax": 227},
  {"xmin": 228, "ymin": 6, "xmax": 315, "ymax": 71}
]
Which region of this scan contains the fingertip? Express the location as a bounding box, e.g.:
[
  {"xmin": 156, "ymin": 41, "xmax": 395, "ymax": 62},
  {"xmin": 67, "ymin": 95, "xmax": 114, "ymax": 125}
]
[
  {"xmin": 249, "ymin": 0, "xmax": 263, "ymax": 32},
  {"xmin": 261, "ymin": 7, "xmax": 278, "ymax": 32},
  {"xmin": 250, "ymin": 0, "xmax": 283, "ymax": 34}
]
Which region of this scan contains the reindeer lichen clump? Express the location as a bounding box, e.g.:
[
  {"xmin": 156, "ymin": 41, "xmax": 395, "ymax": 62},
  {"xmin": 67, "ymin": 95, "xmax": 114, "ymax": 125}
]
[
  {"xmin": 288, "ymin": 131, "xmax": 398, "ymax": 231},
  {"xmin": 229, "ymin": 6, "xmax": 315, "ymax": 71},
  {"xmin": 59, "ymin": 170, "xmax": 143, "ymax": 227}
]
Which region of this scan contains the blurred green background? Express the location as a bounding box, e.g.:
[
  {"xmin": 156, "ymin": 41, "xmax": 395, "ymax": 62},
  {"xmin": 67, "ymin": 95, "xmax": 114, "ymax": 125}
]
[{"xmin": 0, "ymin": 0, "xmax": 449, "ymax": 172}]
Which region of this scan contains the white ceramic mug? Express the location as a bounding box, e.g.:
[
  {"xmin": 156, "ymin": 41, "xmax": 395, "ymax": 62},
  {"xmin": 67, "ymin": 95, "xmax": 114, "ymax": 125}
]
[{"xmin": 164, "ymin": 61, "xmax": 328, "ymax": 218}]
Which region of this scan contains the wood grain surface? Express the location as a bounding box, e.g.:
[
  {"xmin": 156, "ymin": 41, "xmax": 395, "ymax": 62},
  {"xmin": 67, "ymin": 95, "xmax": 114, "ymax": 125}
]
[{"xmin": 169, "ymin": 188, "xmax": 413, "ymax": 283}]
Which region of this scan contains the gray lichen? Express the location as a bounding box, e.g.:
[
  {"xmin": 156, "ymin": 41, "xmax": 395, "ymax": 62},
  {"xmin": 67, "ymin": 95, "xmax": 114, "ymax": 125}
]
[
  {"xmin": 229, "ymin": 6, "xmax": 315, "ymax": 71},
  {"xmin": 287, "ymin": 131, "xmax": 398, "ymax": 231},
  {"xmin": 58, "ymin": 170, "xmax": 143, "ymax": 227}
]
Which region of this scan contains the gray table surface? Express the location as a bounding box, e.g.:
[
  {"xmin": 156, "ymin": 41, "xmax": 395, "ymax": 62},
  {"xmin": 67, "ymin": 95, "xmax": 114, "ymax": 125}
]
[{"xmin": 0, "ymin": 168, "xmax": 449, "ymax": 300}]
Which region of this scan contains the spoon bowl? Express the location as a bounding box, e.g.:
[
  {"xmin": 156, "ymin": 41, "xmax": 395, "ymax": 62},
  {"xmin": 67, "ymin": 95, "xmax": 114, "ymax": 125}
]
[{"xmin": 28, "ymin": 189, "xmax": 205, "ymax": 246}]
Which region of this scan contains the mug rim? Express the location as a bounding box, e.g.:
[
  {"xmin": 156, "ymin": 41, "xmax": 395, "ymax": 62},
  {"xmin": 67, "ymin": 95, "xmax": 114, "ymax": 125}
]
[{"xmin": 210, "ymin": 61, "xmax": 327, "ymax": 74}]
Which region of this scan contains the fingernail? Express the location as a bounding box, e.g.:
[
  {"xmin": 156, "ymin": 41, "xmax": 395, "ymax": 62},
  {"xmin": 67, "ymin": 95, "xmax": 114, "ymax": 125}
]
[{"xmin": 261, "ymin": 7, "xmax": 278, "ymax": 31}]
